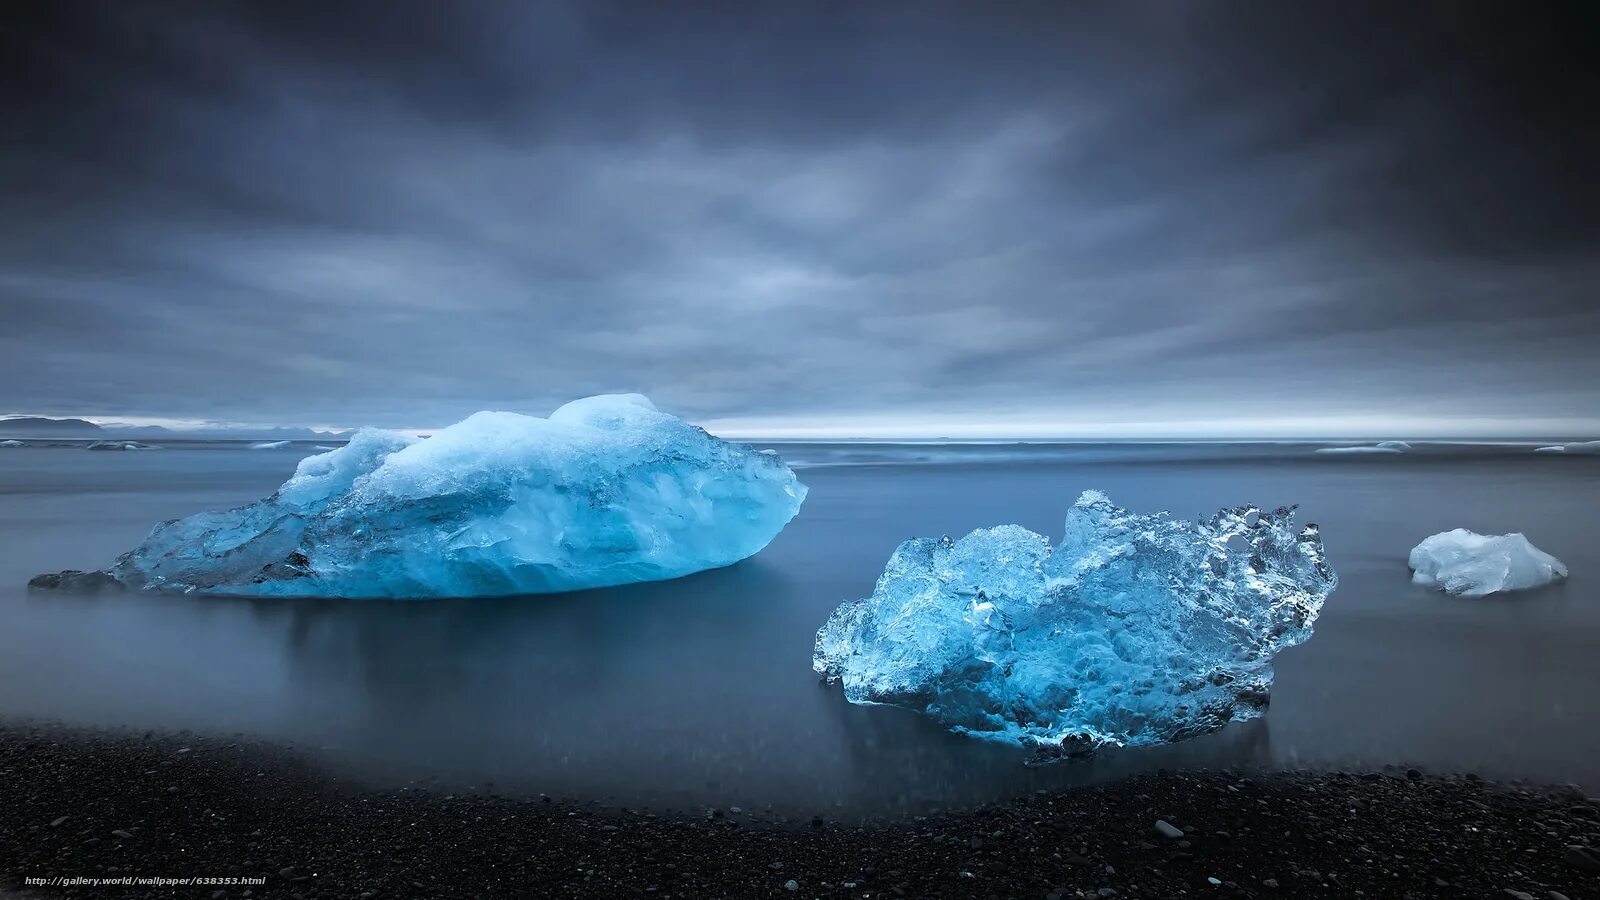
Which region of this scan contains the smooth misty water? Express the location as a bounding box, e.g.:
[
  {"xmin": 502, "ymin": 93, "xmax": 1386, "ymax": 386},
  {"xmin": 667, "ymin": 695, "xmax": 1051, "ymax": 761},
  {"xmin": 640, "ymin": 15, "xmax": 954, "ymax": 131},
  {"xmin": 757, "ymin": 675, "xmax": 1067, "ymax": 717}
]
[{"xmin": 0, "ymin": 443, "xmax": 1596, "ymax": 817}]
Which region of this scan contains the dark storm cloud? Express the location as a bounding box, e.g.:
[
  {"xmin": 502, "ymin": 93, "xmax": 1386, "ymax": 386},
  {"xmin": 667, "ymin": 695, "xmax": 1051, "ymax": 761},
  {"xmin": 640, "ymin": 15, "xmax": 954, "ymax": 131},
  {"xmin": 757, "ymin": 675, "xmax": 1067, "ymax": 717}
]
[{"xmin": 2, "ymin": 1, "xmax": 1597, "ymax": 433}]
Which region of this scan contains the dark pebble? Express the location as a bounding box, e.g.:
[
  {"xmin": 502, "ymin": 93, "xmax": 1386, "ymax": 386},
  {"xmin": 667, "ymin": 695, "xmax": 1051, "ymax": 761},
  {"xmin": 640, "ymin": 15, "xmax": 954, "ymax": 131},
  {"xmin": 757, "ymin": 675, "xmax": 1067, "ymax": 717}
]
[{"xmin": 1563, "ymin": 844, "xmax": 1600, "ymax": 873}]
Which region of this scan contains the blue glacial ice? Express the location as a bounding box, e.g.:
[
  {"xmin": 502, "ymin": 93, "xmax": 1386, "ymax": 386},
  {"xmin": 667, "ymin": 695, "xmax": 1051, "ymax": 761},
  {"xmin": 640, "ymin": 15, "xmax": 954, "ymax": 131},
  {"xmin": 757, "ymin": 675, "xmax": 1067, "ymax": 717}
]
[
  {"xmin": 32, "ymin": 394, "xmax": 806, "ymax": 598},
  {"xmin": 813, "ymin": 491, "xmax": 1335, "ymax": 758},
  {"xmin": 1409, "ymin": 529, "xmax": 1567, "ymax": 597}
]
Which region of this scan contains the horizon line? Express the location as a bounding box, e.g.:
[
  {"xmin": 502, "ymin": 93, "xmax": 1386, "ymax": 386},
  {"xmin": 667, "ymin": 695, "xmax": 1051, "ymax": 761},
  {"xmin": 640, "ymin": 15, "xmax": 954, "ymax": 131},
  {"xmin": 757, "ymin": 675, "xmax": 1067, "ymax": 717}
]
[{"xmin": 6, "ymin": 410, "xmax": 1600, "ymax": 443}]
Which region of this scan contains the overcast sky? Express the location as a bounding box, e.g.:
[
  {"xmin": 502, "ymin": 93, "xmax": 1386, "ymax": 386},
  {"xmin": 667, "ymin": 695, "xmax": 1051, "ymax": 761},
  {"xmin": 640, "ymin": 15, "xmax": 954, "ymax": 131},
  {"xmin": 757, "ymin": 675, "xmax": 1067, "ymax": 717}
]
[{"xmin": 3, "ymin": 1, "xmax": 1597, "ymax": 437}]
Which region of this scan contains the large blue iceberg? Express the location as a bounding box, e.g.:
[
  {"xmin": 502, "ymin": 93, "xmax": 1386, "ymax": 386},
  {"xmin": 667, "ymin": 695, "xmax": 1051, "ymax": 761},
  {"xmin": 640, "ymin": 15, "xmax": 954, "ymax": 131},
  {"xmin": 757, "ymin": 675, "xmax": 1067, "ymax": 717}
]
[
  {"xmin": 814, "ymin": 491, "xmax": 1335, "ymax": 758},
  {"xmin": 32, "ymin": 395, "xmax": 806, "ymax": 598}
]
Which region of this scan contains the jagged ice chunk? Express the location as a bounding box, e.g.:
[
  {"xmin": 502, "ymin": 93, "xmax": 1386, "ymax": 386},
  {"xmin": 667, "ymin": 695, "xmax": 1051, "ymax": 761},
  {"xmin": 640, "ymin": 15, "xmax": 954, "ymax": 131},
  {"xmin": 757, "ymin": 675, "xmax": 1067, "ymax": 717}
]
[
  {"xmin": 1408, "ymin": 529, "xmax": 1567, "ymax": 597},
  {"xmin": 813, "ymin": 491, "xmax": 1335, "ymax": 758},
  {"xmin": 32, "ymin": 395, "xmax": 806, "ymax": 598}
]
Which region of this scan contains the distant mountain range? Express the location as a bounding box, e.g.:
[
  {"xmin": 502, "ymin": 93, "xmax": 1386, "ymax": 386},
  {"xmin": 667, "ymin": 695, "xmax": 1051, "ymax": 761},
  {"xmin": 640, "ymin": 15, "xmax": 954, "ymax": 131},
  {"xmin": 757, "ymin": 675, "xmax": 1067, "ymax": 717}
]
[
  {"xmin": 0, "ymin": 416, "xmax": 103, "ymax": 435},
  {"xmin": 0, "ymin": 416, "xmax": 349, "ymax": 441}
]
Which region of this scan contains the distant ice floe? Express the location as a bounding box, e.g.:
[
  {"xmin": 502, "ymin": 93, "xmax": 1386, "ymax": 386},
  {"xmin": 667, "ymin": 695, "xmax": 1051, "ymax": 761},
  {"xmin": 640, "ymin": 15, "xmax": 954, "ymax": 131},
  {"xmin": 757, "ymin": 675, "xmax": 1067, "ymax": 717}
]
[
  {"xmin": 1315, "ymin": 441, "xmax": 1410, "ymax": 455},
  {"xmin": 85, "ymin": 440, "xmax": 162, "ymax": 451},
  {"xmin": 250, "ymin": 440, "xmax": 293, "ymax": 450},
  {"xmin": 1534, "ymin": 440, "xmax": 1600, "ymax": 454},
  {"xmin": 1409, "ymin": 529, "xmax": 1568, "ymax": 598},
  {"xmin": 0, "ymin": 439, "xmax": 23, "ymax": 448}
]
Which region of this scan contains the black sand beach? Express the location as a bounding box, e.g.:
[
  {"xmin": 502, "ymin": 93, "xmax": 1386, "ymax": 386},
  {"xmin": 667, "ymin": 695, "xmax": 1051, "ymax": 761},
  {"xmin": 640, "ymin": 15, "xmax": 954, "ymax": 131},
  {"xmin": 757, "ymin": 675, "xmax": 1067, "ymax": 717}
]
[{"xmin": 3, "ymin": 722, "xmax": 1598, "ymax": 899}]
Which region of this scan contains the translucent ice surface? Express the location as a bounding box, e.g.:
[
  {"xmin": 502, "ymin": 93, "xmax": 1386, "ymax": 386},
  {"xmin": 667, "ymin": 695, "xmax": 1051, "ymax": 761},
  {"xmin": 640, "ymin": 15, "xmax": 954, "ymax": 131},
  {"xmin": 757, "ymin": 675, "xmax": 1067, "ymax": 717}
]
[
  {"xmin": 32, "ymin": 395, "xmax": 806, "ymax": 598},
  {"xmin": 814, "ymin": 491, "xmax": 1336, "ymax": 758},
  {"xmin": 1409, "ymin": 529, "xmax": 1567, "ymax": 597}
]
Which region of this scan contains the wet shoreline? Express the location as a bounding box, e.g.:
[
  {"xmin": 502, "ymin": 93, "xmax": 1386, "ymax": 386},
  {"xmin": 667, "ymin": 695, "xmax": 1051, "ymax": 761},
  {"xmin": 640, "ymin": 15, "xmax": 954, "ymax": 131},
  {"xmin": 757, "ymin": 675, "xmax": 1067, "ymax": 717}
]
[{"xmin": 2, "ymin": 722, "xmax": 1598, "ymax": 899}]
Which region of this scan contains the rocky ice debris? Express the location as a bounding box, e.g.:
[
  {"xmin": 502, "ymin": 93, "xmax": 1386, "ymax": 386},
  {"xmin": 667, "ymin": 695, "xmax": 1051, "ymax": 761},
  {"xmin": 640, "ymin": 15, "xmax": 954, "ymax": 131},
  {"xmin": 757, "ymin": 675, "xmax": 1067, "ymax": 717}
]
[
  {"xmin": 1408, "ymin": 529, "xmax": 1568, "ymax": 597},
  {"xmin": 813, "ymin": 490, "xmax": 1336, "ymax": 758},
  {"xmin": 30, "ymin": 394, "xmax": 806, "ymax": 598}
]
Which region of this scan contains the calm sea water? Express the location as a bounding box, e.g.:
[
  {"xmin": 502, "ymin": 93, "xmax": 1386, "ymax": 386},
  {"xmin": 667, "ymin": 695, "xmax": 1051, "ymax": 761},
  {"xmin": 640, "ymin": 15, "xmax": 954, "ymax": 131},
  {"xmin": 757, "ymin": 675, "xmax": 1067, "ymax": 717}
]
[{"xmin": 0, "ymin": 441, "xmax": 1596, "ymax": 817}]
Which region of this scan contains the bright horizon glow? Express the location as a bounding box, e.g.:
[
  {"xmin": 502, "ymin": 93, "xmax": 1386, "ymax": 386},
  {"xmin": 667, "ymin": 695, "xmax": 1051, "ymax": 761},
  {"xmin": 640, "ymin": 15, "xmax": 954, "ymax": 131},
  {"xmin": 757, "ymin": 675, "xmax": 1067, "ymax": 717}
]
[
  {"xmin": 703, "ymin": 413, "xmax": 1600, "ymax": 442},
  {"xmin": 8, "ymin": 410, "xmax": 1600, "ymax": 442},
  {"xmin": 0, "ymin": 413, "xmax": 351, "ymax": 435}
]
